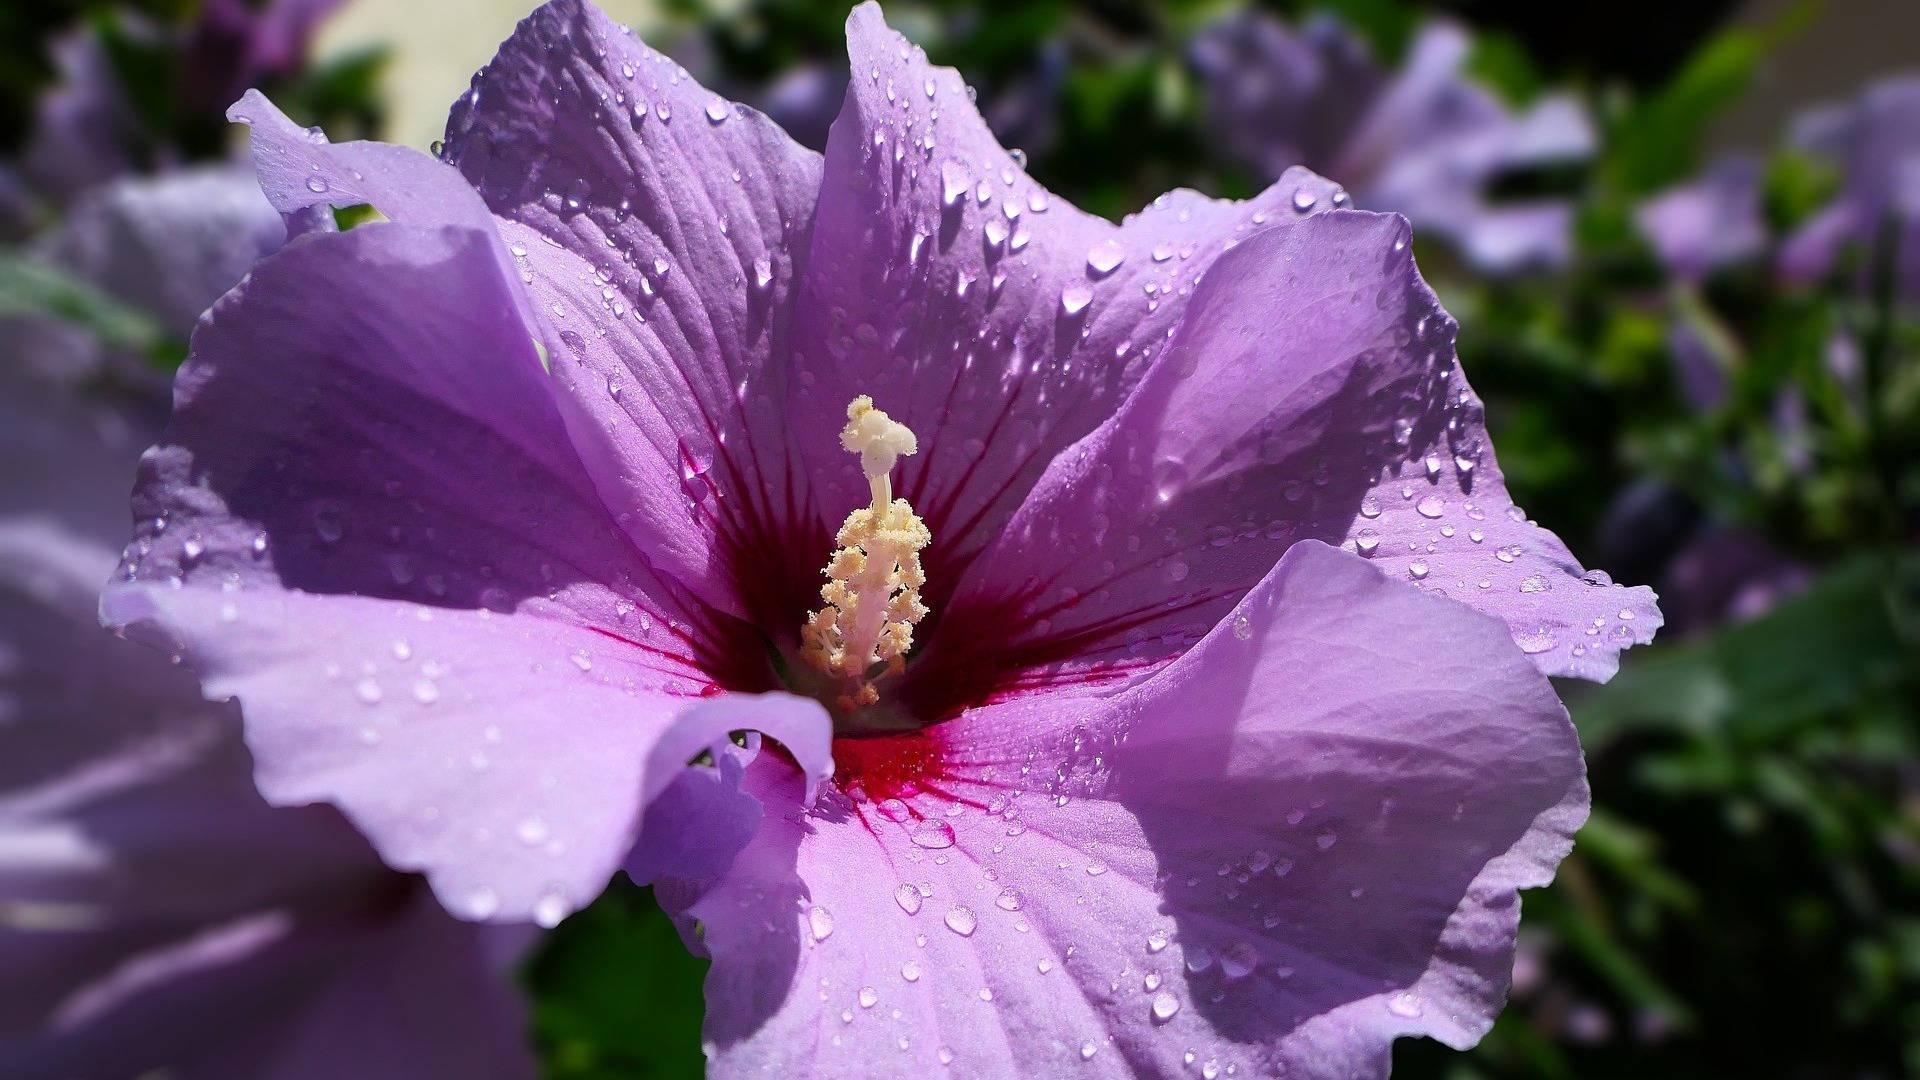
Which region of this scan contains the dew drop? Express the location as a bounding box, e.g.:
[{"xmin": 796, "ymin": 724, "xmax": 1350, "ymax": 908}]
[
  {"xmin": 944, "ymin": 905, "xmax": 977, "ymax": 936},
  {"xmin": 1220, "ymin": 940, "xmax": 1258, "ymax": 980},
  {"xmin": 305, "ymin": 175, "xmax": 330, "ymax": 194},
  {"xmin": 809, "ymin": 905, "xmax": 835, "ymax": 941},
  {"xmin": 941, "ymin": 162, "xmax": 969, "ymax": 207},
  {"xmin": 1060, "ymin": 283, "xmax": 1093, "ymax": 316},
  {"xmin": 1151, "ymin": 991, "xmax": 1180, "ymax": 1022},
  {"xmin": 1516, "ymin": 628, "xmax": 1558, "ymax": 654},
  {"xmin": 911, "ymin": 819, "xmax": 956, "ymax": 849},
  {"xmin": 1086, "ymin": 239, "xmax": 1125, "ymax": 275},
  {"xmin": 995, "ymin": 888, "xmax": 1021, "ymax": 911},
  {"xmin": 858, "ymin": 985, "xmax": 878, "ymax": 1008},
  {"xmin": 533, "ymin": 891, "xmax": 568, "ymax": 929},
  {"xmin": 894, "ymin": 883, "xmax": 923, "ymax": 915},
  {"xmin": 705, "ymin": 97, "xmax": 729, "ymax": 123},
  {"xmin": 1416, "ymin": 495, "xmax": 1446, "ymax": 519},
  {"xmin": 1291, "ymin": 187, "xmax": 1317, "ymax": 212}
]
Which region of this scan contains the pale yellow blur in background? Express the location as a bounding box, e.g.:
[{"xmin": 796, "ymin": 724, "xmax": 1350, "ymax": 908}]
[{"xmin": 313, "ymin": 0, "xmax": 670, "ymax": 151}]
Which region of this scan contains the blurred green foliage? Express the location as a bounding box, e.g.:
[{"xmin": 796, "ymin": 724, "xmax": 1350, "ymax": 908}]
[{"xmin": 528, "ymin": 878, "xmax": 710, "ymax": 1080}]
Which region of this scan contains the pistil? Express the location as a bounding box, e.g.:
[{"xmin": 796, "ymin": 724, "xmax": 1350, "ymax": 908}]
[{"xmin": 800, "ymin": 396, "xmax": 931, "ymax": 712}]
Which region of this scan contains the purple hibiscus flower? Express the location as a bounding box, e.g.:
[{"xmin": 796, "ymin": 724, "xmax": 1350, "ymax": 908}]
[
  {"xmin": 1, "ymin": 168, "xmax": 535, "ymax": 1078},
  {"xmin": 103, "ymin": 1, "xmax": 1658, "ymax": 1074},
  {"xmin": 1779, "ymin": 74, "xmax": 1920, "ymax": 300},
  {"xmin": 1190, "ymin": 10, "xmax": 1594, "ymax": 273}
]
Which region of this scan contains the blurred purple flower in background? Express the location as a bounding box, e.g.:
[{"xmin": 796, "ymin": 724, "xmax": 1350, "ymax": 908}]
[
  {"xmin": 100, "ymin": 0, "xmax": 1658, "ymax": 1075},
  {"xmin": 1780, "ymin": 74, "xmax": 1920, "ymax": 299},
  {"xmin": 1191, "ymin": 11, "xmax": 1593, "ymax": 272},
  {"xmin": 1636, "ymin": 156, "xmax": 1768, "ymax": 282},
  {"xmin": 6, "ymin": 0, "xmax": 344, "ymax": 225},
  {"xmin": 1, "ymin": 200, "xmax": 534, "ymax": 1074}
]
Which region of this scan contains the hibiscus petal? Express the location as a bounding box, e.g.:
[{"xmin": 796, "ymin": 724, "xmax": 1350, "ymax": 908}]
[
  {"xmin": 679, "ymin": 541, "xmax": 1583, "ymax": 1078},
  {"xmin": 442, "ymin": 0, "xmax": 825, "ymax": 622},
  {"xmin": 930, "ymin": 211, "xmax": 1656, "ymax": 704},
  {"xmin": 228, "ymin": 89, "xmax": 494, "ymax": 239},
  {"xmin": 100, "ymin": 220, "xmax": 821, "ymax": 920},
  {"xmin": 791, "ymin": 3, "xmax": 1346, "ymax": 622}
]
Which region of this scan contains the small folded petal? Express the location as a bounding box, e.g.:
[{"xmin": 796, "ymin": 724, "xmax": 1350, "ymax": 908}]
[
  {"xmin": 443, "ymin": 0, "xmax": 826, "ymax": 623},
  {"xmin": 790, "ymin": 3, "xmax": 1345, "ymax": 618},
  {"xmin": 680, "ymin": 542, "xmax": 1585, "ymax": 1079},
  {"xmin": 228, "ymin": 89, "xmax": 497, "ymax": 240}
]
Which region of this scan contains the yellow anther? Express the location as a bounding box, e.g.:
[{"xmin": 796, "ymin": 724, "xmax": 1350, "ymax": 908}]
[{"xmin": 801, "ymin": 396, "xmax": 932, "ymax": 712}]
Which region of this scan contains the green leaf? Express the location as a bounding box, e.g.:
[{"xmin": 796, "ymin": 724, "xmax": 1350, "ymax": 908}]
[{"xmin": 527, "ymin": 878, "xmax": 708, "ymax": 1080}]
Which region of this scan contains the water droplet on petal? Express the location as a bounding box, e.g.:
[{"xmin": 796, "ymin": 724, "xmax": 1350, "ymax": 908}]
[
  {"xmin": 1220, "ymin": 940, "xmax": 1258, "ymax": 979},
  {"xmin": 858, "ymin": 985, "xmax": 879, "ymax": 1008},
  {"xmin": 705, "ymin": 97, "xmax": 729, "ymax": 123},
  {"xmin": 944, "ymin": 905, "xmax": 977, "ymax": 936},
  {"xmin": 1086, "ymin": 239, "xmax": 1125, "ymax": 275},
  {"xmin": 911, "ymin": 819, "xmax": 955, "ymax": 849},
  {"xmin": 1516, "ymin": 628, "xmax": 1558, "ymax": 654},
  {"xmin": 1060, "ymin": 283, "xmax": 1093, "ymax": 315},
  {"xmin": 1151, "ymin": 991, "xmax": 1180, "ymax": 1022},
  {"xmin": 809, "ymin": 905, "xmax": 835, "ymax": 941},
  {"xmin": 941, "ymin": 161, "xmax": 969, "ymax": 207},
  {"xmin": 894, "ymin": 883, "xmax": 923, "ymax": 915}
]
